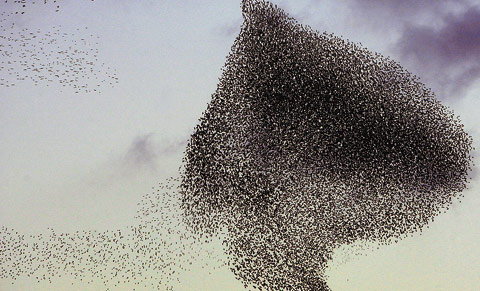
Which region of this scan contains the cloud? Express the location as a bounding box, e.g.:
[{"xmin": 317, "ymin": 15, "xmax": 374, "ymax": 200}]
[
  {"xmin": 394, "ymin": 6, "xmax": 480, "ymax": 99},
  {"xmin": 124, "ymin": 134, "xmax": 158, "ymax": 170},
  {"xmin": 85, "ymin": 133, "xmax": 188, "ymax": 189},
  {"xmin": 344, "ymin": 0, "xmax": 470, "ymax": 20},
  {"xmin": 122, "ymin": 133, "xmax": 188, "ymax": 171},
  {"xmin": 307, "ymin": 0, "xmax": 479, "ymax": 100}
]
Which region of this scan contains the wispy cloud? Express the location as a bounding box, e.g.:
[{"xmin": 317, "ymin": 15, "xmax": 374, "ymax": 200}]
[
  {"xmin": 121, "ymin": 133, "xmax": 188, "ymax": 172},
  {"xmin": 85, "ymin": 133, "xmax": 188, "ymax": 189}
]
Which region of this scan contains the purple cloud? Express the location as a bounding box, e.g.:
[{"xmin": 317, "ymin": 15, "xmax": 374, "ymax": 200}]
[
  {"xmin": 395, "ymin": 7, "xmax": 480, "ymax": 99},
  {"xmin": 344, "ymin": 0, "xmax": 470, "ymax": 19},
  {"xmin": 318, "ymin": 0, "xmax": 479, "ymax": 99}
]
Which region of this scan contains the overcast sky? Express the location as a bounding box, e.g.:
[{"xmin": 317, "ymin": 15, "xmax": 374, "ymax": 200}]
[{"xmin": 1, "ymin": 0, "xmax": 479, "ymax": 290}]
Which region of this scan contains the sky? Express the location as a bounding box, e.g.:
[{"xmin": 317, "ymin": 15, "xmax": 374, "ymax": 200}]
[{"xmin": 1, "ymin": 0, "xmax": 479, "ymax": 290}]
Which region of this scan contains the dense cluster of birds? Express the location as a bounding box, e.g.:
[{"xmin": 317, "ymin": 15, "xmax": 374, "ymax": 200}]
[
  {"xmin": 1, "ymin": 0, "xmax": 117, "ymax": 93},
  {"xmin": 179, "ymin": 0, "xmax": 474, "ymax": 290},
  {"xmin": 0, "ymin": 178, "xmax": 226, "ymax": 290},
  {"xmin": 0, "ymin": 0, "xmax": 475, "ymax": 290}
]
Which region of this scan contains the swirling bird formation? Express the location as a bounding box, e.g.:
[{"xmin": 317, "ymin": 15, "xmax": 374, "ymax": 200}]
[{"xmin": 180, "ymin": 1, "xmax": 474, "ymax": 290}]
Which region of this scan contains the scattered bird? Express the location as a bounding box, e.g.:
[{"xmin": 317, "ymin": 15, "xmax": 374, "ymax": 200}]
[
  {"xmin": 0, "ymin": 177, "xmax": 226, "ymax": 290},
  {"xmin": 0, "ymin": 0, "xmax": 118, "ymax": 93}
]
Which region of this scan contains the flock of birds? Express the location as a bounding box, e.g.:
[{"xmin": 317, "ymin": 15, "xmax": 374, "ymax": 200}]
[
  {"xmin": 180, "ymin": 1, "xmax": 474, "ymax": 290},
  {"xmin": 1, "ymin": 178, "xmax": 227, "ymax": 290},
  {"xmin": 0, "ymin": 0, "xmax": 475, "ymax": 290},
  {"xmin": 0, "ymin": 0, "xmax": 118, "ymax": 93},
  {"xmin": 3, "ymin": 0, "xmax": 63, "ymax": 13}
]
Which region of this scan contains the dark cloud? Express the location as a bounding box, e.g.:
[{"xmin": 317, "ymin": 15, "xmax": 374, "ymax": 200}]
[
  {"xmin": 123, "ymin": 134, "xmax": 187, "ymax": 170},
  {"xmin": 312, "ymin": 0, "xmax": 480, "ymax": 99},
  {"xmin": 124, "ymin": 134, "xmax": 158, "ymax": 168},
  {"xmin": 394, "ymin": 7, "xmax": 480, "ymax": 99},
  {"xmin": 345, "ymin": 0, "xmax": 469, "ymax": 19}
]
